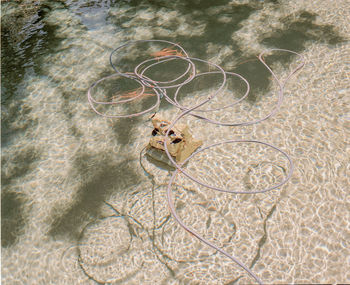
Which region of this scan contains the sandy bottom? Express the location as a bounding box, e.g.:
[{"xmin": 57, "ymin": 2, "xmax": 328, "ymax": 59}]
[{"xmin": 2, "ymin": 0, "xmax": 349, "ymax": 284}]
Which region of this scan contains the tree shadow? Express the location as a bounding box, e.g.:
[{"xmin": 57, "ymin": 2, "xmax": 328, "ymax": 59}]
[
  {"xmin": 1, "ymin": 191, "xmax": 28, "ymax": 247},
  {"xmin": 49, "ymin": 156, "xmax": 141, "ymax": 240}
]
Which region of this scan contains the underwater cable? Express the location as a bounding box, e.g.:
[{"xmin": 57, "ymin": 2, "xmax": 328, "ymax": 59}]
[{"xmin": 87, "ymin": 39, "xmax": 304, "ymax": 284}]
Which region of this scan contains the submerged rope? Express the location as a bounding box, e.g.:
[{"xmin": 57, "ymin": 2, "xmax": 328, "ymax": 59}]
[{"xmin": 87, "ymin": 39, "xmax": 304, "ymax": 284}]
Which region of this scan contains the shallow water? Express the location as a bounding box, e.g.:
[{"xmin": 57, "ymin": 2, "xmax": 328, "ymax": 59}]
[{"xmin": 1, "ymin": 0, "xmax": 350, "ymax": 284}]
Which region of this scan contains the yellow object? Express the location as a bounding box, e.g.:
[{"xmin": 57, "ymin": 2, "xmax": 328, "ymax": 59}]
[{"xmin": 148, "ymin": 114, "xmax": 203, "ymax": 163}]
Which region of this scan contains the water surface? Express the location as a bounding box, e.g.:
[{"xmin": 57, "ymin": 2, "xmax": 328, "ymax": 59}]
[{"xmin": 1, "ymin": 0, "xmax": 349, "ymax": 284}]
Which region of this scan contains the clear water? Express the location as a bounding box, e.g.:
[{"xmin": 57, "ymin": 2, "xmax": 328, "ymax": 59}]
[{"xmin": 1, "ymin": 0, "xmax": 349, "ymax": 284}]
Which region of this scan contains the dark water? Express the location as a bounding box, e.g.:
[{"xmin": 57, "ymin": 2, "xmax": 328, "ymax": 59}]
[{"xmin": 1, "ymin": 0, "xmax": 348, "ymax": 283}]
